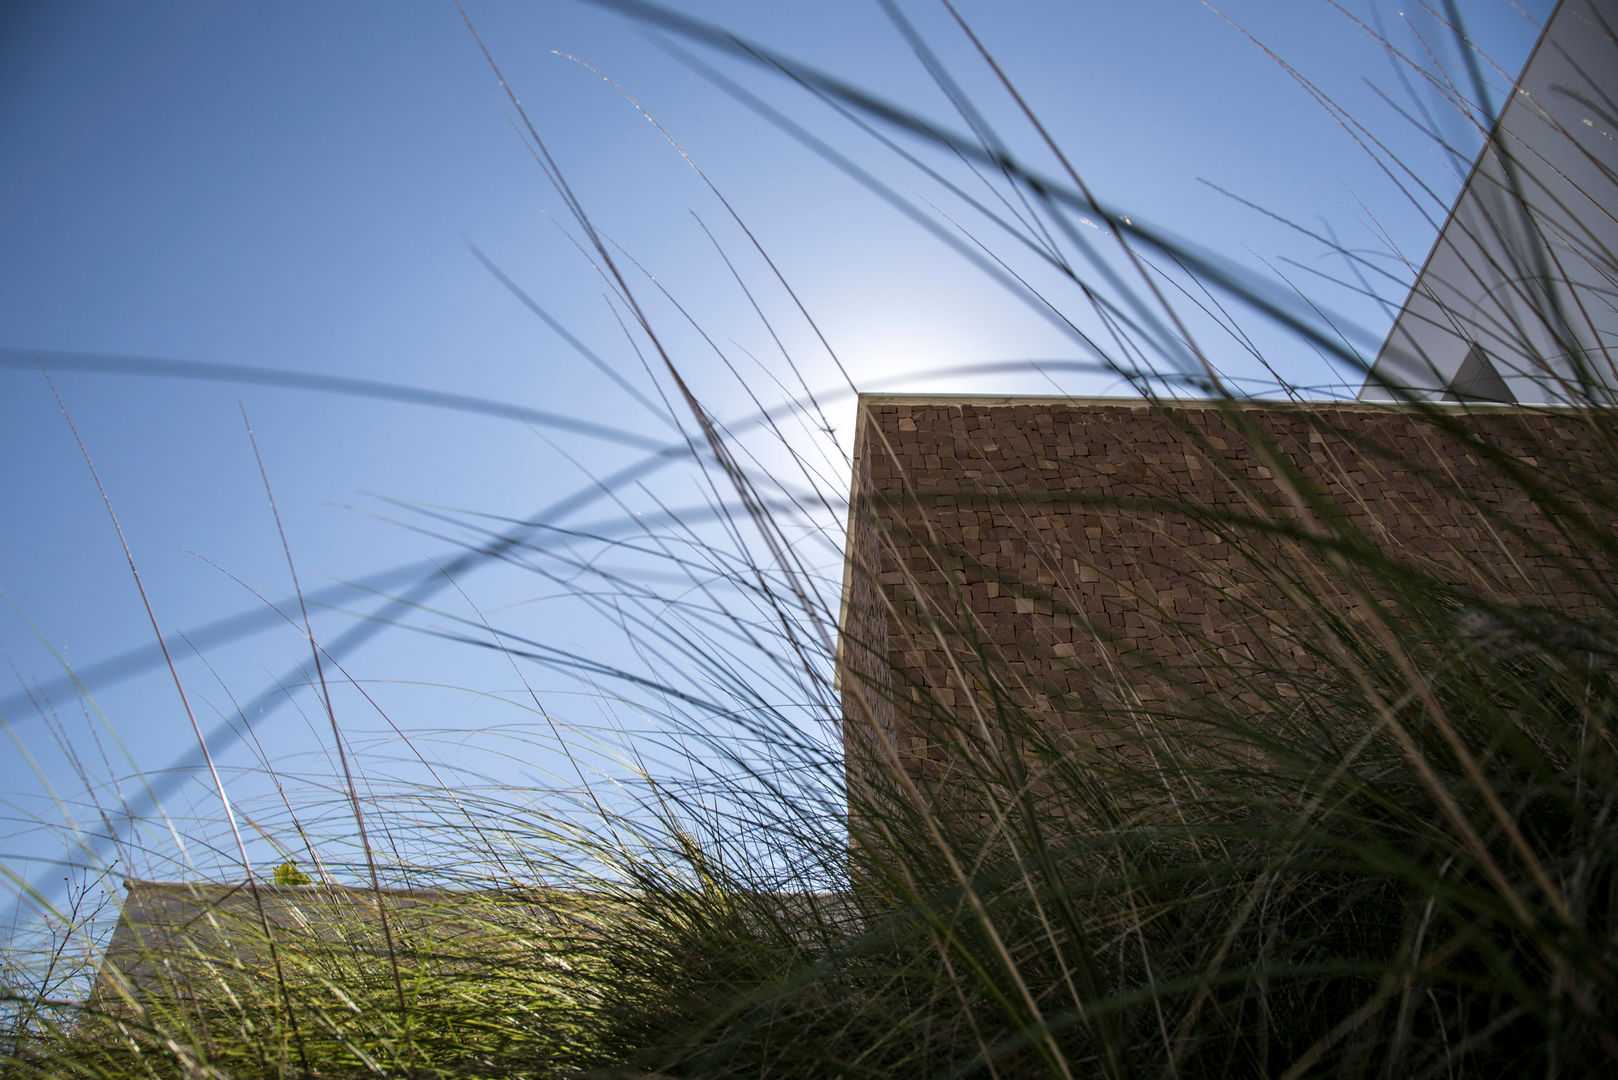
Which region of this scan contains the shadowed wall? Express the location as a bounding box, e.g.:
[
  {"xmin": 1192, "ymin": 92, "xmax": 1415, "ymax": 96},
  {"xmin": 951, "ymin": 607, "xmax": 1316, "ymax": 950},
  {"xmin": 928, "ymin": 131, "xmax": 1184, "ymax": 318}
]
[{"xmin": 838, "ymin": 395, "xmax": 1615, "ymax": 825}]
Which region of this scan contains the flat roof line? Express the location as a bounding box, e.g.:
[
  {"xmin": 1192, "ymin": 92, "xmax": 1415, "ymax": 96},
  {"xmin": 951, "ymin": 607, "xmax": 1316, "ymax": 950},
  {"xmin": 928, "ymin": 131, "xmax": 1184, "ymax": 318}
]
[{"xmin": 855, "ymin": 392, "xmax": 1563, "ymax": 411}]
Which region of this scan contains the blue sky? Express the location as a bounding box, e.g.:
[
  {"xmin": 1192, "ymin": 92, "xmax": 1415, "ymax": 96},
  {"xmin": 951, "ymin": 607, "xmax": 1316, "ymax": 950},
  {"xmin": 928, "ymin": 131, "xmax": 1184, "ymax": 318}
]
[{"xmin": 1, "ymin": 1, "xmax": 1555, "ymax": 902}]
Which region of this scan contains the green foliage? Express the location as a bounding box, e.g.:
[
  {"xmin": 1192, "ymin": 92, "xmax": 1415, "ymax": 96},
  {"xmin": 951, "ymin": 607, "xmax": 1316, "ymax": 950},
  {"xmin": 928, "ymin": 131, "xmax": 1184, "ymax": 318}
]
[{"xmin": 272, "ymin": 862, "xmax": 311, "ymax": 886}]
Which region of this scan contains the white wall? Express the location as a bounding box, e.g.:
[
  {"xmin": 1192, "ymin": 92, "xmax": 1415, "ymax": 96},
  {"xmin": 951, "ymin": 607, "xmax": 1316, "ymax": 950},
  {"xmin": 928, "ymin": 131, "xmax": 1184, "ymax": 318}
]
[{"xmin": 1362, "ymin": 0, "xmax": 1618, "ymax": 404}]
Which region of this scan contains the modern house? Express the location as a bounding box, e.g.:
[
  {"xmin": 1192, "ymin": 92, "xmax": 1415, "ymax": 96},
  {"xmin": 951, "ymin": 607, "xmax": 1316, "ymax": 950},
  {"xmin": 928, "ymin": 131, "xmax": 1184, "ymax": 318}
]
[{"xmin": 837, "ymin": 0, "xmax": 1618, "ymax": 819}]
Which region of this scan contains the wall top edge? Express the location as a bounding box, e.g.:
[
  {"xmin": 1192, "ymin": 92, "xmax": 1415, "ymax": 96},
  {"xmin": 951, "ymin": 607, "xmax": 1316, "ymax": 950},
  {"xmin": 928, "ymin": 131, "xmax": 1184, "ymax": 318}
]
[
  {"xmin": 120, "ymin": 879, "xmax": 571, "ymax": 899},
  {"xmin": 853, "ymin": 392, "xmax": 1585, "ymax": 411}
]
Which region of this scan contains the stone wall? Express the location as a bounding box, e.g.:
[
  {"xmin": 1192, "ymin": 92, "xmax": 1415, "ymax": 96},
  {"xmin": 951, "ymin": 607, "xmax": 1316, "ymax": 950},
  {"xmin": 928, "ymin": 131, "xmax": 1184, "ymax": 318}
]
[{"xmin": 837, "ymin": 396, "xmax": 1616, "ymax": 818}]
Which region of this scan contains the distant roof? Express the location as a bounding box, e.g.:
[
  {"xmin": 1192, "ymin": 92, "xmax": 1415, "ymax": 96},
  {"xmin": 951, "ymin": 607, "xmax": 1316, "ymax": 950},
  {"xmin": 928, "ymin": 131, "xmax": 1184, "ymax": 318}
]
[{"xmin": 89, "ymin": 878, "xmax": 594, "ymax": 1016}]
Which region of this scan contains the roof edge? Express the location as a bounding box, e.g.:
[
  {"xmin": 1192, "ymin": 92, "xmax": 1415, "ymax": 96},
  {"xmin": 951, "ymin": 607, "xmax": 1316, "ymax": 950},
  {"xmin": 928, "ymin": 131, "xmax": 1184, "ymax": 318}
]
[
  {"xmin": 854, "ymin": 392, "xmax": 1573, "ymax": 411},
  {"xmin": 119, "ymin": 879, "xmax": 581, "ymax": 900}
]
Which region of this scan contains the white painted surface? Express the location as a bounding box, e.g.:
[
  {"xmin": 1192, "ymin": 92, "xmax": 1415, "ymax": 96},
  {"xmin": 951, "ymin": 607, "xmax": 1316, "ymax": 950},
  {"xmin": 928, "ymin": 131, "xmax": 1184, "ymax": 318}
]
[{"xmin": 1363, "ymin": 0, "xmax": 1618, "ymax": 403}]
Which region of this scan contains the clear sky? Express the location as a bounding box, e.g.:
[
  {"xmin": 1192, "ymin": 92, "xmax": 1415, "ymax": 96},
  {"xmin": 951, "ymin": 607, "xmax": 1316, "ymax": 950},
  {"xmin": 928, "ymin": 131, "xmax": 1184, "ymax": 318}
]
[{"xmin": 1, "ymin": 1, "xmax": 1555, "ymax": 903}]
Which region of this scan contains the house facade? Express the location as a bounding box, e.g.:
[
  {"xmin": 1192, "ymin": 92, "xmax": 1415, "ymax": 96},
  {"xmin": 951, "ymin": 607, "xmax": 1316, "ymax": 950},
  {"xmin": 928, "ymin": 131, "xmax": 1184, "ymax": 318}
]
[
  {"xmin": 837, "ymin": 395, "xmax": 1613, "ymax": 818},
  {"xmin": 88, "ymin": 878, "xmax": 587, "ymax": 1024}
]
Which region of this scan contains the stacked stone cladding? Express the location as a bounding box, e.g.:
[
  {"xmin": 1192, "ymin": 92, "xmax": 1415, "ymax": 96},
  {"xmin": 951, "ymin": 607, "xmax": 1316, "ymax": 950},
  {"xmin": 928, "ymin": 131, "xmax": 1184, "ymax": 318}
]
[
  {"xmin": 837, "ymin": 395, "xmax": 1615, "ymax": 811},
  {"xmin": 837, "ymin": 426, "xmax": 899, "ymax": 812}
]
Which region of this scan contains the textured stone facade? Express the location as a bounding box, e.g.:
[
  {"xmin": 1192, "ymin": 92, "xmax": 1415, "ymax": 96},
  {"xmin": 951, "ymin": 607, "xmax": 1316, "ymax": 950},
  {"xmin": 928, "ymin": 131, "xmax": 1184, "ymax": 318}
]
[{"xmin": 837, "ymin": 395, "xmax": 1613, "ymax": 816}]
